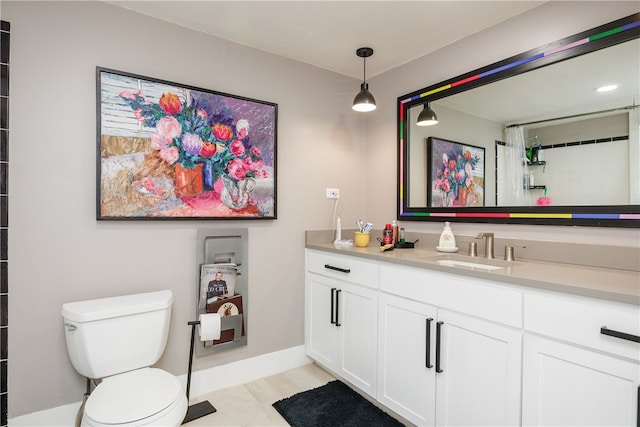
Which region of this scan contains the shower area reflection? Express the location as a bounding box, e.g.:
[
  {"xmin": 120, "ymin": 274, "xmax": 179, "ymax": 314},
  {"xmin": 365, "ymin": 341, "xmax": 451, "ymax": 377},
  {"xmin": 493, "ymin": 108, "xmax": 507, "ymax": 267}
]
[{"xmin": 496, "ymin": 110, "xmax": 636, "ymax": 207}]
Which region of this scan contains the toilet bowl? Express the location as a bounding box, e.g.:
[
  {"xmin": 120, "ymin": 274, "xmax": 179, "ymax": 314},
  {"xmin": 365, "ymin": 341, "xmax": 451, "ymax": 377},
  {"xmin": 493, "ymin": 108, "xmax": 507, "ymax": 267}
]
[
  {"xmin": 82, "ymin": 368, "xmax": 188, "ymax": 426},
  {"xmin": 62, "ymin": 291, "xmax": 187, "ymax": 427}
]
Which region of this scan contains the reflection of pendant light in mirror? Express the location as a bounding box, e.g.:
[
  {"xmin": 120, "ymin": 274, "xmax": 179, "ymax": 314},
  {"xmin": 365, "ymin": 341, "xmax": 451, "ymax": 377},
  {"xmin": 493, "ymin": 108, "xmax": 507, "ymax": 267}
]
[
  {"xmin": 352, "ymin": 47, "xmax": 376, "ymax": 112},
  {"xmin": 417, "ymin": 103, "xmax": 438, "ymax": 126}
]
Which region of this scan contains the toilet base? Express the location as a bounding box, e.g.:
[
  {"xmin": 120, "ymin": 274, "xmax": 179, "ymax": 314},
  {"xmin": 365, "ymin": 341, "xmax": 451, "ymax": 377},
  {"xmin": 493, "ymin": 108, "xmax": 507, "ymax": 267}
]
[{"xmin": 182, "ymin": 400, "xmax": 217, "ymax": 424}]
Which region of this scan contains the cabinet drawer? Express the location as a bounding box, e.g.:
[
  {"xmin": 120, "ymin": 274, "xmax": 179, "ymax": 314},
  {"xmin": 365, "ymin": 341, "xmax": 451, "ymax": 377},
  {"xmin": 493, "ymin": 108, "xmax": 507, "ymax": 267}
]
[
  {"xmin": 524, "ymin": 291, "xmax": 640, "ymax": 361},
  {"xmin": 380, "ymin": 263, "xmax": 522, "ymax": 328},
  {"xmin": 306, "ymin": 249, "xmax": 379, "ymax": 289}
]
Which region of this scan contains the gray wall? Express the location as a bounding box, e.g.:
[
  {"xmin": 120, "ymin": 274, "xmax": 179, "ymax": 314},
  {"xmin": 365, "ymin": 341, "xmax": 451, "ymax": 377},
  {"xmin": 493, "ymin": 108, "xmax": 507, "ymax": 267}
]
[
  {"xmin": 3, "ymin": 0, "xmax": 640, "ymax": 418},
  {"xmin": 3, "ymin": 1, "xmax": 366, "ymax": 417}
]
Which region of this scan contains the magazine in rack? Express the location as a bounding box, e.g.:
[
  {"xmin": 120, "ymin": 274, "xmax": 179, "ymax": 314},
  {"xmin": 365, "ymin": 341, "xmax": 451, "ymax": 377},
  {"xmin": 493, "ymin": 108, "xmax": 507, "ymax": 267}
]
[
  {"xmin": 199, "ymin": 263, "xmax": 244, "ymax": 346},
  {"xmin": 199, "ymin": 263, "xmax": 237, "ymax": 309}
]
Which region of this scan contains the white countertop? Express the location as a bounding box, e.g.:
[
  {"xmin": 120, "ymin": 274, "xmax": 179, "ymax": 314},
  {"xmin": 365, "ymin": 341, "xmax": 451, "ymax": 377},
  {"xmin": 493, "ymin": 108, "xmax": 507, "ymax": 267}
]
[{"xmin": 306, "ymin": 237, "xmax": 640, "ymax": 305}]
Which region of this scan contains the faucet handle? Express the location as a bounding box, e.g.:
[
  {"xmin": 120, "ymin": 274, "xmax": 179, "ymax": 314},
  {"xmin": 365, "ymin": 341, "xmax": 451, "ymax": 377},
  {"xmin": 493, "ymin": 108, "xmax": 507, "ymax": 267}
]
[
  {"xmin": 468, "ymin": 242, "xmax": 478, "ymax": 257},
  {"xmin": 504, "ymin": 245, "xmax": 515, "ymax": 262}
]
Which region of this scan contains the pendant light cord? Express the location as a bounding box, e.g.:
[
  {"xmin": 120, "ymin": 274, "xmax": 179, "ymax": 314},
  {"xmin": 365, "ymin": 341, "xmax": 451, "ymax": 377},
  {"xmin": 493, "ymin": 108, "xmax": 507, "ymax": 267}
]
[{"xmin": 363, "ymin": 55, "xmax": 367, "ymax": 84}]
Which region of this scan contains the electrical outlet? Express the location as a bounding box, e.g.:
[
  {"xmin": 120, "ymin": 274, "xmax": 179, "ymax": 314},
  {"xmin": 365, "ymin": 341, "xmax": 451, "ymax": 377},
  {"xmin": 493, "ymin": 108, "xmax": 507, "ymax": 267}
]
[{"xmin": 326, "ymin": 188, "xmax": 340, "ymax": 199}]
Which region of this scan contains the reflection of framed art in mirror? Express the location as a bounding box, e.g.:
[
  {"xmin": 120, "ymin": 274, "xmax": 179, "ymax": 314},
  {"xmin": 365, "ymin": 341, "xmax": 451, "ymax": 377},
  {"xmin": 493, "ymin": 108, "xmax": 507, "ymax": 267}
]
[{"xmin": 428, "ymin": 137, "xmax": 485, "ymax": 208}]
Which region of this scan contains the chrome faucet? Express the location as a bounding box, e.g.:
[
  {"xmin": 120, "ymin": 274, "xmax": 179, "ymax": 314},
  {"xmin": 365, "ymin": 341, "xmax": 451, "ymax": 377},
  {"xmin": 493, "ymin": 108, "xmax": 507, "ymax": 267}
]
[{"xmin": 474, "ymin": 232, "xmax": 495, "ymax": 259}]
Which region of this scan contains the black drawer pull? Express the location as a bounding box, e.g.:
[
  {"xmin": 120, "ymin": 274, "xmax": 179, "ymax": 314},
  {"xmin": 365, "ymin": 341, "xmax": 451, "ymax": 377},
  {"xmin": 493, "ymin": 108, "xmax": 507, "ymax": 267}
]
[
  {"xmin": 330, "ymin": 288, "xmax": 336, "ymax": 324},
  {"xmin": 324, "ymin": 264, "xmax": 351, "ymax": 274},
  {"xmin": 436, "ymin": 321, "xmax": 444, "ymax": 373},
  {"xmin": 601, "ymin": 326, "xmax": 640, "ymax": 343},
  {"xmin": 426, "ymin": 318, "xmax": 433, "ymax": 369}
]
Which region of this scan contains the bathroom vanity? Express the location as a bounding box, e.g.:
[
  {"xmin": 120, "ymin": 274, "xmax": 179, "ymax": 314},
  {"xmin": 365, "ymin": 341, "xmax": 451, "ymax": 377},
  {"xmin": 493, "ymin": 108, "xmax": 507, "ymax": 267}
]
[{"xmin": 304, "ymin": 231, "xmax": 640, "ymax": 426}]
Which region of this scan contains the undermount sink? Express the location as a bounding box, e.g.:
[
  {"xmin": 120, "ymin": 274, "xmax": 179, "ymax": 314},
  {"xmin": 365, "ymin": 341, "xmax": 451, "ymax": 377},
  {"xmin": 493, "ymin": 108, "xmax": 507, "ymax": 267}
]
[{"xmin": 421, "ymin": 254, "xmax": 516, "ymax": 271}]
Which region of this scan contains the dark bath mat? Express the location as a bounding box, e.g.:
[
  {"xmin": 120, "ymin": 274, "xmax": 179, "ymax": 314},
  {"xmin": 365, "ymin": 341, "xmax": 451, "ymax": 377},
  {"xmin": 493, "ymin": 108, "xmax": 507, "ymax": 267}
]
[{"xmin": 272, "ymin": 380, "xmax": 405, "ymax": 427}]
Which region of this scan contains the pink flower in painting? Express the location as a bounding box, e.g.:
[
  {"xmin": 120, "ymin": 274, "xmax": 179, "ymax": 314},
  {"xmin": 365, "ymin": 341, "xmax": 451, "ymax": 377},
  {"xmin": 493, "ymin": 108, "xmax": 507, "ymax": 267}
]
[
  {"xmin": 251, "ymin": 146, "xmax": 261, "ymax": 157},
  {"xmin": 133, "ymin": 109, "xmax": 145, "ymax": 123},
  {"xmin": 120, "ymin": 91, "xmax": 136, "ymax": 100},
  {"xmin": 227, "ymin": 159, "xmax": 247, "ymax": 180},
  {"xmin": 150, "ymin": 133, "xmax": 171, "ymax": 150},
  {"xmin": 243, "ymin": 157, "xmax": 258, "ymax": 172},
  {"xmin": 143, "ymin": 178, "xmax": 155, "ymax": 192},
  {"xmin": 197, "ymin": 109, "xmax": 208, "ymax": 119},
  {"xmin": 159, "ymin": 146, "xmax": 179, "ymax": 165},
  {"xmin": 182, "ymin": 133, "xmax": 204, "ymax": 156},
  {"xmin": 230, "ymin": 140, "xmax": 245, "ymax": 157},
  {"xmin": 156, "ymin": 116, "xmax": 182, "ymax": 140},
  {"xmin": 236, "ymin": 119, "xmax": 249, "ymax": 140}
]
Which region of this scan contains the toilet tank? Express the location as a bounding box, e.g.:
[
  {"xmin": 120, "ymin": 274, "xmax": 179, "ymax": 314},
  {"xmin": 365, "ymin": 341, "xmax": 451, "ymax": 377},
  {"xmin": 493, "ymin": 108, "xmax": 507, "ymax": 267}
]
[{"xmin": 62, "ymin": 290, "xmax": 174, "ymax": 379}]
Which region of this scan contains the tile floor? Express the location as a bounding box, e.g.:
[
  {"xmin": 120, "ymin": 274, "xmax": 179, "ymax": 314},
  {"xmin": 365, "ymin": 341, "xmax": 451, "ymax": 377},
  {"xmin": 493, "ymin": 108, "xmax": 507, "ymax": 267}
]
[{"xmin": 183, "ymin": 363, "xmax": 336, "ymax": 426}]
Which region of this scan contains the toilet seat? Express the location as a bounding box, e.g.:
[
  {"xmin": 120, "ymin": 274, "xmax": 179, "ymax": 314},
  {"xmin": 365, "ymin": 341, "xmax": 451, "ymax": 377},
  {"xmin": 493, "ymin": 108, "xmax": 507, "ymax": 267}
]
[{"xmin": 83, "ymin": 368, "xmax": 187, "ymax": 426}]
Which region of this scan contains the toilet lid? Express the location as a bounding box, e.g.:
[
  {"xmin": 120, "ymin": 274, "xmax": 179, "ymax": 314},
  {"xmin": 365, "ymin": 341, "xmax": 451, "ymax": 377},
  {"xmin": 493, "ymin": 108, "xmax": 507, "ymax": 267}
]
[{"xmin": 84, "ymin": 368, "xmax": 182, "ymax": 425}]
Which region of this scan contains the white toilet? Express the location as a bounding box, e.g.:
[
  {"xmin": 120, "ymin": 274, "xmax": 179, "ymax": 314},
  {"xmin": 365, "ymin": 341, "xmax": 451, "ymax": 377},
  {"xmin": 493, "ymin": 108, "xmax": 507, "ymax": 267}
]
[{"xmin": 62, "ymin": 290, "xmax": 188, "ymax": 426}]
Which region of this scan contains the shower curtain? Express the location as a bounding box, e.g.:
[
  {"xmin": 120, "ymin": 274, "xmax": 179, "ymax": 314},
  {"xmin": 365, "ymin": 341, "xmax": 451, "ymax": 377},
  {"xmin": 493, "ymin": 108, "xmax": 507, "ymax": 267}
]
[{"xmin": 503, "ymin": 126, "xmax": 530, "ymax": 206}]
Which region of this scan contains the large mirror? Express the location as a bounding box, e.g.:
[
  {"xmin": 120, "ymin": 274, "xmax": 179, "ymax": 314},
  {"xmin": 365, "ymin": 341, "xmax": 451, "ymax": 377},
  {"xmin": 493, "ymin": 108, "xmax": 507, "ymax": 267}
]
[{"xmin": 398, "ymin": 13, "xmax": 640, "ymax": 227}]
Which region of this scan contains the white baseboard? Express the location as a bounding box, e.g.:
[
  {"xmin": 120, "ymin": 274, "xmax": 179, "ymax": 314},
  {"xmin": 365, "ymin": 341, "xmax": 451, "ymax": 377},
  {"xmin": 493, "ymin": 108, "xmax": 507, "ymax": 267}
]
[
  {"xmin": 177, "ymin": 344, "xmax": 310, "ymax": 398},
  {"xmin": 9, "ymin": 345, "xmax": 310, "ymax": 426}
]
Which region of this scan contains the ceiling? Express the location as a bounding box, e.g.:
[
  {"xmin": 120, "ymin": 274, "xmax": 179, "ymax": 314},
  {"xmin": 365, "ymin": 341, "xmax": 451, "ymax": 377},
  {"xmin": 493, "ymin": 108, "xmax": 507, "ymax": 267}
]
[
  {"xmin": 106, "ymin": 1, "xmax": 545, "ymax": 79},
  {"xmin": 433, "ymin": 37, "xmax": 639, "ymax": 126}
]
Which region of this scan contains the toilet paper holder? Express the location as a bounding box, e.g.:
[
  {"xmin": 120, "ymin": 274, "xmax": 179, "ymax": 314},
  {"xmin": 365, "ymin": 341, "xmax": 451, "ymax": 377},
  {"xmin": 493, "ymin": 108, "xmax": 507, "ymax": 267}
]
[{"xmin": 183, "ymin": 319, "xmax": 217, "ymax": 424}]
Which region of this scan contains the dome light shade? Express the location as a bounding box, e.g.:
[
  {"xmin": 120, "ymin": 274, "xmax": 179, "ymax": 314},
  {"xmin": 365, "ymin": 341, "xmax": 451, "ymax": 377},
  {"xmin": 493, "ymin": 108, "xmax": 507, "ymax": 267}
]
[
  {"xmin": 353, "ymin": 82, "xmax": 376, "ymax": 112},
  {"xmin": 352, "ymin": 47, "xmax": 376, "ymax": 112},
  {"xmin": 417, "ymin": 103, "xmax": 438, "ymax": 126}
]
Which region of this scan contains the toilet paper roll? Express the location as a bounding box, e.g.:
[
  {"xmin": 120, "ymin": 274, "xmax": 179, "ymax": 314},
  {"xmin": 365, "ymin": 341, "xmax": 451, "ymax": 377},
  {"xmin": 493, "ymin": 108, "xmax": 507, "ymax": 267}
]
[{"xmin": 198, "ymin": 313, "xmax": 221, "ymax": 341}]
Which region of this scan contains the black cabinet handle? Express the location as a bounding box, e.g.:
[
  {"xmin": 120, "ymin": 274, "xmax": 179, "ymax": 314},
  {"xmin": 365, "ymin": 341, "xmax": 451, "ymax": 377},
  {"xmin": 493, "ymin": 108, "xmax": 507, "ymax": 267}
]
[
  {"xmin": 436, "ymin": 321, "xmax": 444, "ymax": 373},
  {"xmin": 601, "ymin": 326, "xmax": 640, "ymax": 343},
  {"xmin": 636, "ymin": 386, "xmax": 639, "ymax": 427},
  {"xmin": 324, "ymin": 264, "xmax": 351, "ymax": 274},
  {"xmin": 330, "ymin": 288, "xmax": 336, "ymax": 324},
  {"xmin": 335, "ymin": 289, "xmax": 341, "ymax": 327},
  {"xmin": 426, "ymin": 318, "xmax": 433, "ymax": 369}
]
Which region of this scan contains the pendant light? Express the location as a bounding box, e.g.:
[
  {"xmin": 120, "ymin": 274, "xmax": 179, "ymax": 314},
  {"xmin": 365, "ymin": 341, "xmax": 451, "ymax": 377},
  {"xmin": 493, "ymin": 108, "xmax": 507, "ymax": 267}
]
[
  {"xmin": 352, "ymin": 47, "xmax": 376, "ymax": 112},
  {"xmin": 416, "ymin": 103, "xmax": 438, "ymax": 126}
]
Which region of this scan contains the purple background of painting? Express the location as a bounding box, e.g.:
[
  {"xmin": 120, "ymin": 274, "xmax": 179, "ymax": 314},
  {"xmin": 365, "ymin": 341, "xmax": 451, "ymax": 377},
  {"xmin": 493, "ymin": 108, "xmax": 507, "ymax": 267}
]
[{"xmin": 191, "ymin": 91, "xmax": 276, "ymax": 166}]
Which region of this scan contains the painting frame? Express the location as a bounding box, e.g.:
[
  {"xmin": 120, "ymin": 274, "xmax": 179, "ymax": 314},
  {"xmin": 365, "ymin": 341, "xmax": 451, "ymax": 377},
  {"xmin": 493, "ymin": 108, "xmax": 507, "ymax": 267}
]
[
  {"xmin": 96, "ymin": 67, "xmax": 277, "ymax": 220},
  {"xmin": 427, "ymin": 136, "xmax": 485, "ymax": 208}
]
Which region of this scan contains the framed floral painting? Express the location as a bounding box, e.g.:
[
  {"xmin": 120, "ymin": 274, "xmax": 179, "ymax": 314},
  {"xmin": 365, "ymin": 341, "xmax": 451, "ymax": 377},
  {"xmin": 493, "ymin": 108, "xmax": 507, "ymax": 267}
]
[
  {"xmin": 428, "ymin": 137, "xmax": 485, "ymax": 208},
  {"xmin": 96, "ymin": 67, "xmax": 277, "ymax": 219}
]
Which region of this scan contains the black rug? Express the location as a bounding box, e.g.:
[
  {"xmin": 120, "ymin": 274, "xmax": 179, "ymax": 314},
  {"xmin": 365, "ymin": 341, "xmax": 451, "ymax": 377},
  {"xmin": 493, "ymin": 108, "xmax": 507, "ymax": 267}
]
[{"xmin": 272, "ymin": 380, "xmax": 405, "ymax": 427}]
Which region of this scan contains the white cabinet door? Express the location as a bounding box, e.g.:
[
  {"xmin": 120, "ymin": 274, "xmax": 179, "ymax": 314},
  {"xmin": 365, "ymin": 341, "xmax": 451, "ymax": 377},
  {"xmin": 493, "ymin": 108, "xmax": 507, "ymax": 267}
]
[
  {"xmin": 378, "ymin": 293, "xmax": 438, "ymax": 426},
  {"xmin": 377, "ymin": 294, "xmax": 522, "ymax": 427},
  {"xmin": 435, "ymin": 309, "xmax": 522, "ymax": 426},
  {"xmin": 305, "ymin": 271, "xmax": 378, "ymax": 397},
  {"xmin": 522, "ymin": 334, "xmax": 640, "ymax": 426},
  {"xmin": 306, "ymin": 273, "xmax": 340, "ymax": 370},
  {"xmin": 339, "ymin": 283, "xmax": 378, "ymax": 396}
]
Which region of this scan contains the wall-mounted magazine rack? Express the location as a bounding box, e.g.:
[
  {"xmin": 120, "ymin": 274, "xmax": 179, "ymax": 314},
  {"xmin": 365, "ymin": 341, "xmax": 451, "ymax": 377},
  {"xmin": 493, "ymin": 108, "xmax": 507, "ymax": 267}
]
[{"xmin": 195, "ymin": 228, "xmax": 248, "ymax": 356}]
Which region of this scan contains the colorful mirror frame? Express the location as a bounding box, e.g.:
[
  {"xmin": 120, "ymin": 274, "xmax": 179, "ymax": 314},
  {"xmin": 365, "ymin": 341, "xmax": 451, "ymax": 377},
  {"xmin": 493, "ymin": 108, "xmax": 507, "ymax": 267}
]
[{"xmin": 398, "ymin": 13, "xmax": 640, "ymax": 227}]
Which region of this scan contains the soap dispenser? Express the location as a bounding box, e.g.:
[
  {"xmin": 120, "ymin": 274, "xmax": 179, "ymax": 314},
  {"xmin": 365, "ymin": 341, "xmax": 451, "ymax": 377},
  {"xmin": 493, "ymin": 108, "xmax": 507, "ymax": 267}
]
[{"xmin": 438, "ymin": 221, "xmax": 457, "ymax": 251}]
